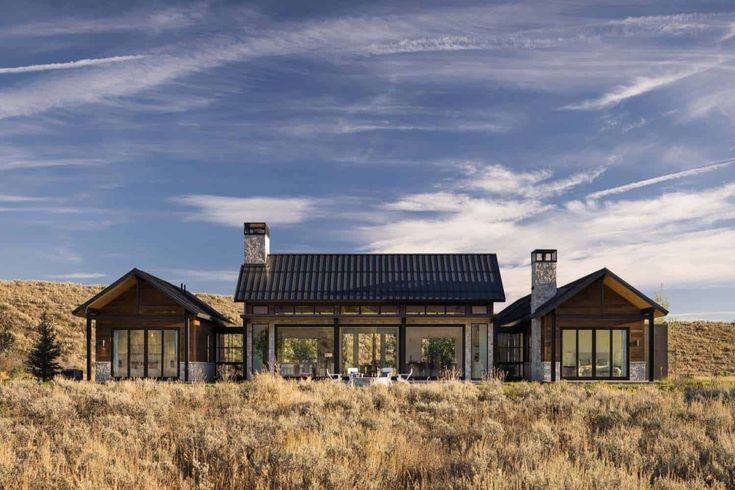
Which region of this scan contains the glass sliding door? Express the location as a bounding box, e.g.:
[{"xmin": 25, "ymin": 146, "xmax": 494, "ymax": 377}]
[
  {"xmin": 611, "ymin": 330, "xmax": 628, "ymax": 378},
  {"xmin": 113, "ymin": 330, "xmax": 129, "ymax": 378},
  {"xmin": 561, "ymin": 328, "xmax": 629, "ymax": 380},
  {"xmin": 496, "ymin": 331, "xmax": 525, "ymax": 380},
  {"xmin": 405, "ymin": 326, "xmax": 463, "ymax": 379},
  {"xmin": 147, "ymin": 330, "xmax": 163, "ymax": 378},
  {"xmin": 163, "ymin": 330, "xmax": 178, "ymax": 378},
  {"xmin": 471, "ymin": 324, "xmax": 488, "ymax": 379},
  {"xmin": 112, "ymin": 328, "xmax": 179, "ymax": 379},
  {"xmin": 276, "ymin": 326, "xmax": 334, "ymax": 377},
  {"xmin": 252, "ymin": 324, "xmax": 269, "ymax": 374},
  {"xmin": 340, "ymin": 327, "xmax": 398, "ymax": 376},
  {"xmin": 129, "ymin": 330, "xmax": 145, "ymax": 377}
]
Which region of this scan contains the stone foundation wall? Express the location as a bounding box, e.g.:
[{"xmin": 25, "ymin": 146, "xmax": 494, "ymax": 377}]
[
  {"xmin": 179, "ymin": 362, "xmax": 216, "ymax": 382},
  {"xmin": 541, "ymin": 362, "xmax": 560, "ymax": 382},
  {"xmin": 95, "ymin": 362, "xmax": 111, "ymax": 382},
  {"xmin": 630, "ymin": 361, "xmax": 647, "ymax": 382}
]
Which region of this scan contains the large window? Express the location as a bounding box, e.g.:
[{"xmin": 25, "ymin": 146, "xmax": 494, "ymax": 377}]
[
  {"xmin": 341, "ymin": 327, "xmax": 398, "ymax": 376},
  {"xmin": 276, "ymin": 326, "xmax": 334, "ymax": 377},
  {"xmin": 562, "ymin": 328, "xmax": 628, "ymax": 379},
  {"xmin": 405, "ymin": 326, "xmax": 463, "ymax": 378},
  {"xmin": 112, "ymin": 328, "xmax": 179, "ymax": 379},
  {"xmin": 495, "ymin": 332, "xmax": 525, "ymax": 380},
  {"xmin": 252, "ymin": 324, "xmax": 269, "ymax": 373},
  {"xmin": 471, "ymin": 324, "xmax": 488, "ymax": 379},
  {"xmin": 216, "ymin": 333, "xmax": 243, "ymax": 363}
]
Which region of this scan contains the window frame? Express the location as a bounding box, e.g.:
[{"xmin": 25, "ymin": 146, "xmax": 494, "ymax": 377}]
[
  {"xmin": 111, "ymin": 327, "xmax": 180, "ymax": 380},
  {"xmin": 560, "ymin": 327, "xmax": 630, "ymax": 381}
]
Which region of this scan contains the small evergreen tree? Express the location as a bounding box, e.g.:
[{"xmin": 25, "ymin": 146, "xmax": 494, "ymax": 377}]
[{"xmin": 26, "ymin": 313, "xmax": 62, "ymax": 381}]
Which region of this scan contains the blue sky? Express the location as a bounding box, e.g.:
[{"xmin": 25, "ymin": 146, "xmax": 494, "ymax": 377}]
[{"xmin": 1, "ymin": 0, "xmax": 734, "ymax": 320}]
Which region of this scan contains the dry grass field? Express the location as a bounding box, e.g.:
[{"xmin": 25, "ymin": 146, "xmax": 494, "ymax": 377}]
[{"xmin": 0, "ymin": 375, "xmax": 734, "ymax": 489}]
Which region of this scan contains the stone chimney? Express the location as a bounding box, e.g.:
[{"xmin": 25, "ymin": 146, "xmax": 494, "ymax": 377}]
[
  {"xmin": 531, "ymin": 249, "xmax": 557, "ymax": 312},
  {"xmin": 244, "ymin": 222, "xmax": 270, "ymax": 265}
]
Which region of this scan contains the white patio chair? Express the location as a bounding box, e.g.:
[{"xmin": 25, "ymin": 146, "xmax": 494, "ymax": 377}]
[
  {"xmin": 375, "ymin": 367, "xmax": 393, "ymax": 386},
  {"xmin": 325, "ymin": 369, "xmax": 342, "ymax": 382},
  {"xmin": 346, "ymin": 367, "xmax": 362, "ymax": 384},
  {"xmin": 396, "ymin": 368, "xmax": 413, "ymax": 383}
]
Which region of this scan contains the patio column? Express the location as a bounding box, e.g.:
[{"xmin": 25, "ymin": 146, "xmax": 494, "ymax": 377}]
[
  {"xmin": 648, "ymin": 308, "xmax": 655, "ymax": 382},
  {"xmin": 464, "ymin": 322, "xmax": 471, "ymax": 380},
  {"xmin": 246, "ymin": 323, "xmax": 253, "ymax": 379},
  {"xmin": 86, "ymin": 316, "xmax": 92, "ymax": 381},
  {"xmin": 184, "ymin": 314, "xmax": 190, "ymax": 382},
  {"xmin": 487, "ymin": 321, "xmax": 494, "ymax": 377},
  {"xmin": 268, "ymin": 322, "xmax": 275, "ymax": 374},
  {"xmin": 333, "ymin": 318, "xmax": 340, "ymax": 375}
]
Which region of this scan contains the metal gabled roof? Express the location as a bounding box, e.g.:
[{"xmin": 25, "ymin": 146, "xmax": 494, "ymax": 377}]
[
  {"xmin": 235, "ymin": 253, "xmax": 505, "ymax": 303},
  {"xmin": 73, "ymin": 268, "xmax": 232, "ymax": 325}
]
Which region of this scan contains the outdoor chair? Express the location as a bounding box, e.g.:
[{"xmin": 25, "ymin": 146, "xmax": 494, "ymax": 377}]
[
  {"xmin": 375, "ymin": 367, "xmax": 393, "ymax": 386},
  {"xmin": 346, "ymin": 367, "xmax": 362, "ymax": 384},
  {"xmin": 325, "ymin": 369, "xmax": 342, "ymax": 382},
  {"xmin": 396, "ymin": 368, "xmax": 413, "ymax": 383}
]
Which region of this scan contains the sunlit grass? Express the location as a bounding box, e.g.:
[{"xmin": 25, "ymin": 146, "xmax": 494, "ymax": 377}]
[{"xmin": 0, "ymin": 375, "xmax": 733, "ymax": 488}]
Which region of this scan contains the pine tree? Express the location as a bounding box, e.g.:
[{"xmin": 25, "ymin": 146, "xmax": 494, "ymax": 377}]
[{"xmin": 26, "ymin": 312, "xmax": 62, "ymax": 381}]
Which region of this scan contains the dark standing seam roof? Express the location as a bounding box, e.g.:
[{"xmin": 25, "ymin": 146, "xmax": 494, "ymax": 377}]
[
  {"xmin": 73, "ymin": 268, "xmax": 232, "ymax": 326},
  {"xmin": 494, "ymin": 268, "xmax": 669, "ymax": 327},
  {"xmin": 235, "ymin": 254, "xmax": 505, "ymax": 302}
]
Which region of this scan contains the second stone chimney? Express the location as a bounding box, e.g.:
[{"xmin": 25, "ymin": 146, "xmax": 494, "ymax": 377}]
[
  {"xmin": 531, "ymin": 249, "xmax": 557, "ymax": 312},
  {"xmin": 244, "ymin": 222, "xmax": 270, "ymax": 265}
]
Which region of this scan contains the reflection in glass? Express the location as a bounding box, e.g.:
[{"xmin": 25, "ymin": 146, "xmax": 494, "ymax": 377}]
[
  {"xmin": 340, "ymin": 327, "xmax": 398, "ymax": 376},
  {"xmin": 471, "ymin": 324, "xmax": 488, "ymax": 379},
  {"xmin": 276, "ymin": 327, "xmax": 334, "ymax": 377},
  {"xmin": 595, "ymin": 330, "xmax": 610, "ymax": 377},
  {"xmin": 113, "ymin": 330, "xmax": 128, "ymax": 378},
  {"xmin": 612, "ymin": 330, "xmax": 627, "ymax": 378},
  {"xmin": 147, "ymin": 330, "xmax": 162, "ymax": 378},
  {"xmin": 578, "ymin": 330, "xmax": 593, "ymax": 377},
  {"xmin": 562, "ymin": 330, "xmax": 576, "ymax": 378},
  {"xmin": 252, "ymin": 324, "xmax": 269, "ymax": 374},
  {"xmin": 129, "ymin": 330, "xmax": 145, "ymax": 377},
  {"xmin": 163, "ymin": 330, "xmax": 178, "ymax": 378}
]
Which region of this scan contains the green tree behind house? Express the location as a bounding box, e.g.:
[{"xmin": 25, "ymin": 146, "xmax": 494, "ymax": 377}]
[{"xmin": 26, "ymin": 313, "xmax": 62, "ymax": 381}]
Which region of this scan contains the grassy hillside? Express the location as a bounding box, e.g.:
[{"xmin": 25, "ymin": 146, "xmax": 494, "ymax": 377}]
[
  {"xmin": 669, "ymin": 320, "xmax": 735, "ymax": 378},
  {"xmin": 0, "ymin": 280, "xmax": 733, "ymax": 378},
  {"xmin": 0, "ymin": 280, "xmax": 241, "ymax": 376},
  {"xmin": 0, "ymin": 376, "xmax": 734, "ymax": 488}
]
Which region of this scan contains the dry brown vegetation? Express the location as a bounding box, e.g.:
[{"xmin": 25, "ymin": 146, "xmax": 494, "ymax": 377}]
[
  {"xmin": 669, "ymin": 320, "xmax": 735, "ymax": 378},
  {"xmin": 0, "ymin": 376, "xmax": 734, "ymax": 489}
]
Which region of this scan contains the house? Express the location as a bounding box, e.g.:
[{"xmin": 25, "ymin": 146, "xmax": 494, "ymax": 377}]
[
  {"xmin": 74, "ymin": 222, "xmax": 668, "ymax": 382},
  {"xmin": 73, "ymin": 268, "xmax": 232, "ymax": 382},
  {"xmin": 494, "ymin": 251, "xmax": 668, "ymax": 382}
]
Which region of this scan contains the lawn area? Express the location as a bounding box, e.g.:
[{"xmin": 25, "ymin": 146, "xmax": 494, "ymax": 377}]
[{"xmin": 0, "ymin": 375, "xmax": 734, "ymax": 489}]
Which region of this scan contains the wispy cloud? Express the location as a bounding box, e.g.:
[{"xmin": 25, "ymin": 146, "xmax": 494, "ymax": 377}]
[
  {"xmin": 2, "ymin": 5, "xmax": 208, "ymax": 37},
  {"xmin": 48, "ymin": 272, "xmax": 106, "ymax": 280},
  {"xmin": 563, "ymin": 68, "xmax": 707, "ymax": 110},
  {"xmin": 159, "ymin": 269, "xmax": 239, "ymax": 283},
  {"xmin": 0, "ymin": 194, "xmax": 49, "ymax": 203},
  {"xmin": 172, "ymin": 195, "xmax": 321, "ymax": 227},
  {"xmin": 586, "ymin": 157, "xmax": 735, "ymax": 199},
  {"xmin": 0, "ymin": 55, "xmax": 145, "ymax": 75}
]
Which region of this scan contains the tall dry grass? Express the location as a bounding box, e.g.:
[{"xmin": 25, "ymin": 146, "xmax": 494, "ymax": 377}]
[{"xmin": 0, "ymin": 376, "xmax": 733, "ymax": 489}]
